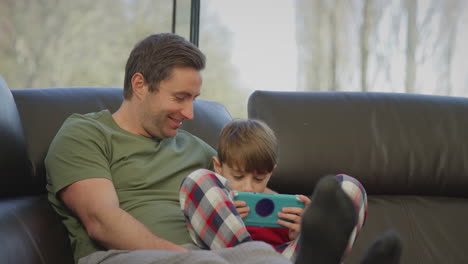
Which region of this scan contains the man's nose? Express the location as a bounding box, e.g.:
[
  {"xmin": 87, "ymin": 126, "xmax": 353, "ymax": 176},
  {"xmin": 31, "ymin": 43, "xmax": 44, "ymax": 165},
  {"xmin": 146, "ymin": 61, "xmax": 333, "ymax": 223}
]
[{"xmin": 181, "ymin": 102, "xmax": 194, "ymax": 120}]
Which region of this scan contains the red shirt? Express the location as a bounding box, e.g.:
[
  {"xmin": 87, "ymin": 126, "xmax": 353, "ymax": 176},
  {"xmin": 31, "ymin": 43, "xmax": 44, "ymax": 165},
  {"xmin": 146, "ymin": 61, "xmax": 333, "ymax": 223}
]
[{"xmin": 246, "ymin": 226, "xmax": 290, "ymax": 250}]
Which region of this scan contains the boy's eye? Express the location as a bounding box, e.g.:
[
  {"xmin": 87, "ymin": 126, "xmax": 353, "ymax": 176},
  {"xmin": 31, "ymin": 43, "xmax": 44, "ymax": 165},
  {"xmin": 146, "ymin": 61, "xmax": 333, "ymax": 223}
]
[
  {"xmin": 233, "ymin": 175, "xmax": 243, "ymax": 180},
  {"xmin": 254, "ymin": 178, "xmax": 265, "ymax": 182}
]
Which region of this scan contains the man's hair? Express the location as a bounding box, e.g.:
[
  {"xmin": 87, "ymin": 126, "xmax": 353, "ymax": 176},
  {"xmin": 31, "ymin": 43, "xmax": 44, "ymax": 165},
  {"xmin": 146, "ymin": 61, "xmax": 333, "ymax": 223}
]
[
  {"xmin": 123, "ymin": 33, "xmax": 206, "ymax": 99},
  {"xmin": 217, "ymin": 119, "xmax": 278, "ymax": 174}
]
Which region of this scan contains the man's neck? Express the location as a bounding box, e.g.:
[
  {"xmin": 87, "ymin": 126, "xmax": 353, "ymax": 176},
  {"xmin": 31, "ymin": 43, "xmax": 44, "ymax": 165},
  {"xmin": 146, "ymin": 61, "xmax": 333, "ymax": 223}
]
[{"xmin": 112, "ymin": 101, "xmax": 149, "ymax": 137}]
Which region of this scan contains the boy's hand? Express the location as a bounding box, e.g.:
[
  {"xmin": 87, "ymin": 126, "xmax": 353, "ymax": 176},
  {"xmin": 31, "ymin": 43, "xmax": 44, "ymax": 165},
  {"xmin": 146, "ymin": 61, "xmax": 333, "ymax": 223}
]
[
  {"xmin": 277, "ymin": 195, "xmax": 311, "ymax": 240},
  {"xmin": 233, "ymin": 200, "xmax": 250, "ymax": 218}
]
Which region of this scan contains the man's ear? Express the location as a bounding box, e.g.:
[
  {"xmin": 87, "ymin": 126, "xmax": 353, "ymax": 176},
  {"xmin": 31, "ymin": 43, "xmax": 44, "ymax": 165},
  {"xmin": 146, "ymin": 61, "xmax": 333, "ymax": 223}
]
[
  {"xmin": 131, "ymin": 73, "xmax": 147, "ymax": 100},
  {"xmin": 212, "ymin": 156, "xmax": 222, "ymax": 174}
]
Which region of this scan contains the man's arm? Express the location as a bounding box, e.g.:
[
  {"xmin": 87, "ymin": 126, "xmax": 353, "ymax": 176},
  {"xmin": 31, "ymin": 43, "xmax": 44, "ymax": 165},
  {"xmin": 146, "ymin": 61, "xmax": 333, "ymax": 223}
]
[{"xmin": 60, "ymin": 178, "xmax": 187, "ymax": 251}]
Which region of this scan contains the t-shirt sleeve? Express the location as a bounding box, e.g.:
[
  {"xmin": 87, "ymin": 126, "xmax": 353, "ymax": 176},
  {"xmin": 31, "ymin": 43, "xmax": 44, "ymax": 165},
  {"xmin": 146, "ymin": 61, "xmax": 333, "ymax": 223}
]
[{"xmin": 45, "ymin": 115, "xmax": 112, "ymax": 196}]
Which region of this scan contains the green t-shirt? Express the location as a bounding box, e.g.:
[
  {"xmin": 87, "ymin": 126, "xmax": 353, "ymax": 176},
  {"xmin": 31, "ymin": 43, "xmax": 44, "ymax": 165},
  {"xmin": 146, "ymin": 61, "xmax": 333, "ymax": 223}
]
[{"xmin": 46, "ymin": 110, "xmax": 216, "ymax": 262}]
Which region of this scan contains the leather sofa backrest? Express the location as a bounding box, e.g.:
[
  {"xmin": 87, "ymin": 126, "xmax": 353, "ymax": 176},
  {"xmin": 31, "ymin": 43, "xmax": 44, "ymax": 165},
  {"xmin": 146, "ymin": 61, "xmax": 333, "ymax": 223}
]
[
  {"xmin": 248, "ymin": 90, "xmax": 468, "ymax": 197},
  {"xmin": 12, "ymin": 87, "xmax": 124, "ymax": 196},
  {"xmin": 0, "ymin": 76, "xmax": 32, "ymax": 197},
  {"xmin": 10, "ymin": 87, "xmax": 231, "ymax": 196},
  {"xmin": 1, "ymin": 77, "xmax": 75, "ymax": 263}
]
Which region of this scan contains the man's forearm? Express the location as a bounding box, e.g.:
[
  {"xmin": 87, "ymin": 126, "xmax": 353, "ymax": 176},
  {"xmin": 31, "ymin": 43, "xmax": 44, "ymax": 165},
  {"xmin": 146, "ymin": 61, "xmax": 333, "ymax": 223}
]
[{"xmin": 86, "ymin": 206, "xmax": 188, "ymax": 251}]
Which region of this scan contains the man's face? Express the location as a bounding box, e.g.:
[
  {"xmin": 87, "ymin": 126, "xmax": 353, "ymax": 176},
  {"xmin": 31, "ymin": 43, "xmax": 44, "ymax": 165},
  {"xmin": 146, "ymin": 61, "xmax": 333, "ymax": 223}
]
[{"xmin": 140, "ymin": 67, "xmax": 202, "ymax": 138}]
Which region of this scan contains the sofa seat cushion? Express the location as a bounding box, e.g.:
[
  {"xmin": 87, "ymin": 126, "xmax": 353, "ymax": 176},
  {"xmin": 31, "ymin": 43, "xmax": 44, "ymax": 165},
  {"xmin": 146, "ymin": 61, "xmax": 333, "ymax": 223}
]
[
  {"xmin": 347, "ymin": 195, "xmax": 468, "ymax": 263},
  {"xmin": 0, "ymin": 196, "xmax": 73, "ymax": 264}
]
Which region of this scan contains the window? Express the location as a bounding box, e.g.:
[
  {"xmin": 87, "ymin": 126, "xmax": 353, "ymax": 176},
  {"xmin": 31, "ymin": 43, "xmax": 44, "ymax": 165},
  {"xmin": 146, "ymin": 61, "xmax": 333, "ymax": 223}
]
[
  {"xmin": 0, "ymin": 0, "xmax": 177, "ymax": 89},
  {"xmin": 199, "ymin": 0, "xmax": 297, "ymax": 118},
  {"xmin": 2, "ymin": 0, "xmax": 467, "ymax": 119},
  {"xmin": 199, "ymin": 0, "xmax": 468, "ymax": 118}
]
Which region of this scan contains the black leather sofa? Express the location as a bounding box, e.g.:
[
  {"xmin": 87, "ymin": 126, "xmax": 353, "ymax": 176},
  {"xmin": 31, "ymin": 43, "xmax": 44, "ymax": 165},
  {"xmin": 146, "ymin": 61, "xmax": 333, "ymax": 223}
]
[
  {"xmin": 1, "ymin": 74, "xmax": 467, "ymax": 264},
  {"xmin": 248, "ymin": 90, "xmax": 468, "ymax": 263}
]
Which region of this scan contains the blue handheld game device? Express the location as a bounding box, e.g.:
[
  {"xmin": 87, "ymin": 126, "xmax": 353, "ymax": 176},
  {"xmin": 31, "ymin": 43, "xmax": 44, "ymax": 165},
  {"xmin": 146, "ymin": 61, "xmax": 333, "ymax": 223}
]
[{"xmin": 234, "ymin": 191, "xmax": 305, "ymax": 228}]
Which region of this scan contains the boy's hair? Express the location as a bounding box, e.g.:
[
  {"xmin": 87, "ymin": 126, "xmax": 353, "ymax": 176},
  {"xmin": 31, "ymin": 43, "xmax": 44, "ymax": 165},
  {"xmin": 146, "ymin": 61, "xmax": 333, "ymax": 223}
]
[
  {"xmin": 217, "ymin": 119, "xmax": 278, "ymax": 174},
  {"xmin": 123, "ymin": 33, "xmax": 206, "ymax": 99}
]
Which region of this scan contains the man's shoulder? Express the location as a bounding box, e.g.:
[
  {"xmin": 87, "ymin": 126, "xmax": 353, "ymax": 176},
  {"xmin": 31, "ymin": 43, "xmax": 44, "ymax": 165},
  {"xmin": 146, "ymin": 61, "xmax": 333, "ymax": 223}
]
[
  {"xmin": 54, "ymin": 110, "xmax": 115, "ymax": 144},
  {"xmin": 59, "ymin": 110, "xmax": 117, "ymax": 135},
  {"xmin": 64, "ymin": 109, "xmax": 111, "ymax": 127}
]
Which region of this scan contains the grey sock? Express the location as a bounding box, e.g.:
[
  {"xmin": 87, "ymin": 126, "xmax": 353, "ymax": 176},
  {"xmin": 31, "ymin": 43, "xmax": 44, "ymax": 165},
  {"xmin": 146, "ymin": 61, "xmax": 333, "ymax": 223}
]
[
  {"xmin": 360, "ymin": 231, "xmax": 403, "ymax": 264},
  {"xmin": 295, "ymin": 175, "xmax": 357, "ymax": 264}
]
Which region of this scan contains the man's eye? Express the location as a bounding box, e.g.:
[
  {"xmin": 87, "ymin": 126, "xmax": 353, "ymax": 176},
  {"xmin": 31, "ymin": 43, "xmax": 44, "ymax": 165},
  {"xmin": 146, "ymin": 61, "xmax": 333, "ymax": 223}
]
[{"xmin": 175, "ymin": 96, "xmax": 185, "ymax": 101}]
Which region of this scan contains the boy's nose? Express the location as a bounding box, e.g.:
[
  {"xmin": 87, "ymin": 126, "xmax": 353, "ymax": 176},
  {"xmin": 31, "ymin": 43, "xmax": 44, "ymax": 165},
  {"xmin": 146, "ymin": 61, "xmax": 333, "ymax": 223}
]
[{"xmin": 243, "ymin": 182, "xmax": 255, "ymax": 192}]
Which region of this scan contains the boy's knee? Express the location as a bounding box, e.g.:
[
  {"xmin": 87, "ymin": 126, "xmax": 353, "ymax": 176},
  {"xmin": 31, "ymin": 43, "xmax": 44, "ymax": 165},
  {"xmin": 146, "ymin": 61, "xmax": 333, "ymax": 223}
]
[
  {"xmin": 187, "ymin": 168, "xmax": 214, "ymax": 181},
  {"xmin": 335, "ymin": 174, "xmax": 367, "ymax": 197},
  {"xmin": 181, "ymin": 169, "xmax": 231, "ymax": 192},
  {"xmin": 336, "ymin": 174, "xmax": 361, "ymax": 186}
]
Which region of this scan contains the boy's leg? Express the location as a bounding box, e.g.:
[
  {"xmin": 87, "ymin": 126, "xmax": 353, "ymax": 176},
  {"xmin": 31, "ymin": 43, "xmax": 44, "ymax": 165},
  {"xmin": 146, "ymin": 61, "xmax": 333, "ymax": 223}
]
[
  {"xmin": 360, "ymin": 230, "xmax": 402, "ymax": 264},
  {"xmin": 295, "ymin": 175, "xmax": 358, "ymax": 264},
  {"xmin": 335, "ymin": 174, "xmax": 368, "ymax": 256},
  {"xmin": 179, "ymin": 169, "xmax": 252, "ymax": 250},
  {"xmin": 280, "ymin": 174, "xmax": 368, "ymax": 261}
]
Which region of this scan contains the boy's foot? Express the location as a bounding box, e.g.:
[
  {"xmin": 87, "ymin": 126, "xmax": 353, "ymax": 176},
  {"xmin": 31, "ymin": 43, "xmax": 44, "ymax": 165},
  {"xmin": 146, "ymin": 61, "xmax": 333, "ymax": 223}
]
[
  {"xmin": 295, "ymin": 175, "xmax": 357, "ymax": 264},
  {"xmin": 360, "ymin": 231, "xmax": 403, "ymax": 264}
]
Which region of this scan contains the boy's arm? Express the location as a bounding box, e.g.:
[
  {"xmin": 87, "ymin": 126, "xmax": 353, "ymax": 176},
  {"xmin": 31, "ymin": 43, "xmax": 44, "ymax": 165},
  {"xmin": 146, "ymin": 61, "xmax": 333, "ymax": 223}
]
[
  {"xmin": 60, "ymin": 178, "xmax": 187, "ymax": 251},
  {"xmin": 278, "ymin": 195, "xmax": 311, "ymax": 240}
]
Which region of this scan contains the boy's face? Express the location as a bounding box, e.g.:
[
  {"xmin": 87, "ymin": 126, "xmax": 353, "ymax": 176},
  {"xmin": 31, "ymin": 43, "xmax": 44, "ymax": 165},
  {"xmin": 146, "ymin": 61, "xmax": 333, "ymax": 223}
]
[{"xmin": 213, "ymin": 157, "xmax": 273, "ymax": 193}]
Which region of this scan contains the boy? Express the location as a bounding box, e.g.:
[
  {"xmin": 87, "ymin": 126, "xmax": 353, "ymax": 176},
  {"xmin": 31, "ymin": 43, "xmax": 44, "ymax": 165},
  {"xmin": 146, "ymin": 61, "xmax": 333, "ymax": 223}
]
[
  {"xmin": 180, "ymin": 119, "xmax": 368, "ymax": 261},
  {"xmin": 213, "ymin": 119, "xmax": 311, "ymax": 248}
]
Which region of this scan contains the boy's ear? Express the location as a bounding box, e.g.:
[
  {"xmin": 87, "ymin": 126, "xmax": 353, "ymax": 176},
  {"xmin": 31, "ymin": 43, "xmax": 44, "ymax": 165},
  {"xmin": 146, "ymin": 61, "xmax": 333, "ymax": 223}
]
[{"xmin": 212, "ymin": 157, "xmax": 222, "ymax": 174}]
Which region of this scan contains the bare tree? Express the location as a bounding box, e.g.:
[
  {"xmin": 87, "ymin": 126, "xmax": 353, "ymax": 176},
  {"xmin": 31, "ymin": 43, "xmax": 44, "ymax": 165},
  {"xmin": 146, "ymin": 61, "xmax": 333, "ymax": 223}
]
[
  {"xmin": 295, "ymin": 0, "xmax": 466, "ymax": 97},
  {"xmin": 296, "ymin": 0, "xmax": 347, "ymax": 92},
  {"xmin": 360, "ymin": 0, "xmax": 371, "ymax": 92},
  {"xmin": 199, "ymin": 4, "xmax": 250, "ymax": 118},
  {"xmin": 0, "ymin": 0, "xmax": 171, "ymax": 90},
  {"xmin": 433, "ymin": 1, "xmax": 462, "ymax": 96},
  {"xmin": 405, "ymin": 0, "xmax": 418, "ymax": 93},
  {"xmin": 330, "ymin": 0, "xmax": 338, "ymax": 91}
]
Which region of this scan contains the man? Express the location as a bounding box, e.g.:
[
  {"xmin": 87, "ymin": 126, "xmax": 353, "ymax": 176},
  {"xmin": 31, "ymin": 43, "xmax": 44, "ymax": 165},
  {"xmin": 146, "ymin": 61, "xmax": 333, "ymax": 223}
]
[{"xmin": 46, "ymin": 33, "xmax": 401, "ymax": 264}]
